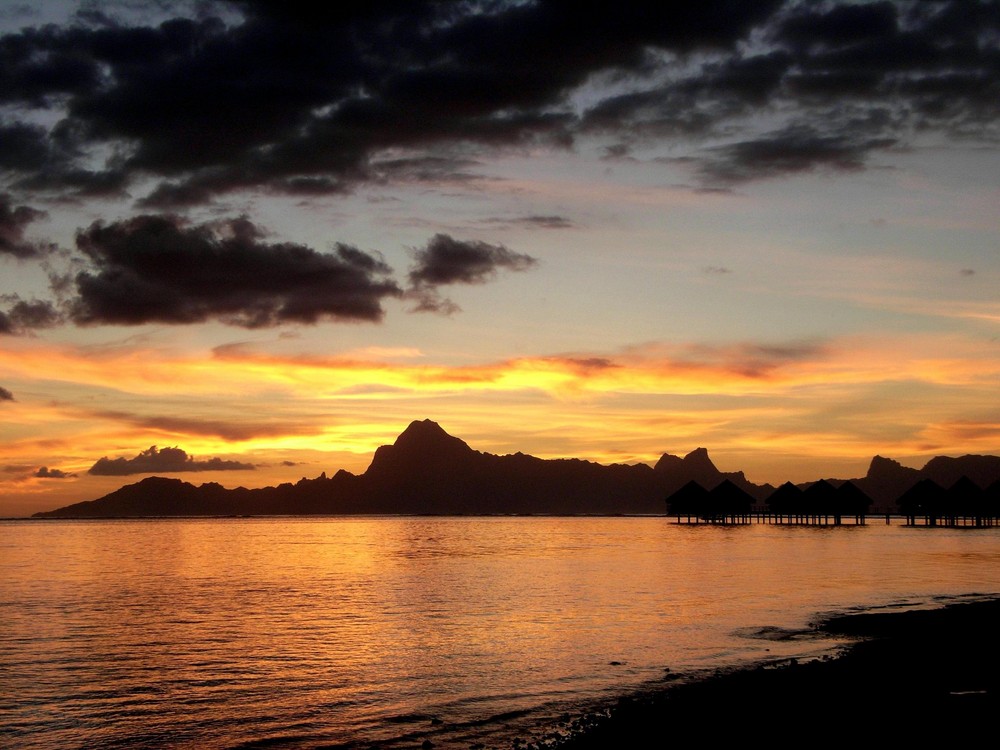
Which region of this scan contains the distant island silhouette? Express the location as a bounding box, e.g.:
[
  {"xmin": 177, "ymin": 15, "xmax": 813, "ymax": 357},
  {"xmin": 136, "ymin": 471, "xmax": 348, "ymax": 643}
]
[{"xmin": 32, "ymin": 419, "xmax": 1000, "ymax": 518}]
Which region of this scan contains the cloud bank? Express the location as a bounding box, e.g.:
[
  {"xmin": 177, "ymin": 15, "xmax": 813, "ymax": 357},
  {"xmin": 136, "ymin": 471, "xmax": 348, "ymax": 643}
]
[
  {"xmin": 2, "ymin": 214, "xmax": 539, "ymax": 331},
  {"xmin": 0, "ymin": 1, "xmax": 994, "ymax": 204},
  {"xmin": 0, "ymin": 1, "xmax": 997, "ymax": 337},
  {"xmin": 70, "ymin": 215, "xmax": 401, "ymax": 328}
]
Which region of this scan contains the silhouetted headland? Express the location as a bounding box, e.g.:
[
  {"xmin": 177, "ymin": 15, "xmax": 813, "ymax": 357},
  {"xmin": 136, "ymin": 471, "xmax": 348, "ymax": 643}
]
[{"xmin": 33, "ymin": 419, "xmax": 1000, "ymax": 518}]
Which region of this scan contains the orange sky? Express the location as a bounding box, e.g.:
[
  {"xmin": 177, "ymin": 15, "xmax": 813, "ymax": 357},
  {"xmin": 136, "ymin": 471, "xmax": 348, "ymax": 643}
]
[
  {"xmin": 2, "ymin": 2, "xmax": 1000, "ymax": 515},
  {"xmin": 4, "ymin": 326, "xmax": 999, "ymax": 515}
]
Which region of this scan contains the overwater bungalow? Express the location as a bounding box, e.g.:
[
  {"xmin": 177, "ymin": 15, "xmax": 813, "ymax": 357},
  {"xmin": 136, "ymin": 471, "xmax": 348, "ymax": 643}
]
[
  {"xmin": 898, "ymin": 478, "xmax": 947, "ymax": 526},
  {"xmin": 803, "ymin": 479, "xmax": 839, "ymax": 524},
  {"xmin": 765, "ymin": 481, "xmax": 803, "ymax": 524},
  {"xmin": 666, "ymin": 480, "xmax": 754, "ymax": 524},
  {"xmin": 666, "ymin": 480, "xmax": 710, "ymax": 523},
  {"xmin": 836, "ymin": 480, "xmax": 873, "ymax": 525}
]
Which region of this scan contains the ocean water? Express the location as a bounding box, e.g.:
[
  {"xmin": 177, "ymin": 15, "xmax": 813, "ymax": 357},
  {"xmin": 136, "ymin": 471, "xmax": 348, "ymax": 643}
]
[{"xmin": 2, "ymin": 517, "xmax": 999, "ymax": 749}]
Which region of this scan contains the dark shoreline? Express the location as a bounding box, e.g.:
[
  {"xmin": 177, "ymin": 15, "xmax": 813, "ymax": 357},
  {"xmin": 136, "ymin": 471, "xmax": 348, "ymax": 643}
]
[{"xmin": 548, "ymin": 595, "xmax": 1000, "ymax": 748}]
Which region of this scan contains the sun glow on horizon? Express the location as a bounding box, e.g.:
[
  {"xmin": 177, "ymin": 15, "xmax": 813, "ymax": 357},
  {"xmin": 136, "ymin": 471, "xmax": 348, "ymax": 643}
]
[{"xmin": 3, "ymin": 327, "xmax": 999, "ymax": 515}]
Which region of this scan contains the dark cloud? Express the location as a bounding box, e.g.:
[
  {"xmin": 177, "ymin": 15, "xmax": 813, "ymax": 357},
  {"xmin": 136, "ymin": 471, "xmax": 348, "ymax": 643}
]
[
  {"xmin": 692, "ymin": 186, "xmax": 737, "ymax": 195},
  {"xmin": 703, "ymin": 266, "xmax": 733, "ymax": 275},
  {"xmin": 409, "ymin": 233, "xmax": 537, "ymax": 286},
  {"xmin": 776, "ymin": 2, "xmax": 900, "ymax": 50},
  {"xmin": 0, "ymin": 123, "xmax": 53, "ymax": 172},
  {"xmin": 785, "ymin": 69, "xmax": 884, "ymax": 98},
  {"xmin": 697, "ymin": 125, "xmax": 897, "ymax": 183},
  {"xmin": 0, "ymin": 1, "xmax": 781, "ymax": 202},
  {"xmin": 960, "ymin": 268, "xmax": 975, "ymax": 276},
  {"xmin": 0, "ymin": 463, "xmax": 76, "ymax": 481},
  {"xmin": 16, "ymin": 167, "xmax": 130, "ymax": 199},
  {"xmin": 675, "ymin": 340, "xmax": 829, "ymax": 378},
  {"xmin": 69, "ymin": 215, "xmax": 401, "ymax": 328},
  {"xmin": 405, "ymin": 290, "xmax": 461, "ymax": 316},
  {"xmin": 773, "ymin": 2, "xmax": 1000, "ymax": 140},
  {"xmin": 545, "ymin": 356, "xmax": 621, "ymax": 374},
  {"xmin": 587, "ymin": 50, "xmax": 794, "ymax": 133},
  {"xmin": 134, "ymin": 181, "xmax": 216, "ymax": 210},
  {"xmin": 88, "ymin": 445, "xmax": 256, "ymax": 476},
  {"xmin": 35, "ymin": 466, "xmax": 76, "ymax": 479},
  {"xmin": 0, "ymin": 386, "xmax": 13, "ymax": 401},
  {"xmin": 0, "ymin": 25, "xmax": 102, "ymax": 104},
  {"xmin": 585, "ymin": 2, "xmax": 1000, "ymax": 183},
  {"xmin": 406, "ymin": 233, "xmax": 537, "ymax": 314},
  {"xmin": 272, "ymin": 177, "xmax": 350, "ymax": 197},
  {"xmin": 0, "ymin": 298, "xmax": 63, "ymax": 335},
  {"xmin": 483, "ymin": 215, "xmax": 576, "ymax": 230},
  {"xmin": 368, "ymin": 156, "xmax": 484, "ymax": 184},
  {"xmin": 520, "ymin": 215, "xmax": 574, "ymax": 229},
  {"xmin": 404, "ymin": 236, "xmax": 535, "ymax": 314},
  {"xmin": 85, "ymin": 408, "xmax": 310, "ymax": 441},
  {"xmin": 0, "ymin": 194, "xmax": 47, "ymax": 258},
  {"xmin": 0, "ymin": 1, "xmax": 996, "ymax": 204}
]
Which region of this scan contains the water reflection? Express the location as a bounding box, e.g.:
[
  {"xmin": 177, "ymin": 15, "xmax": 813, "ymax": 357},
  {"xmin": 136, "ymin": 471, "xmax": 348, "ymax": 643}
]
[{"xmin": 2, "ymin": 518, "xmax": 998, "ymax": 748}]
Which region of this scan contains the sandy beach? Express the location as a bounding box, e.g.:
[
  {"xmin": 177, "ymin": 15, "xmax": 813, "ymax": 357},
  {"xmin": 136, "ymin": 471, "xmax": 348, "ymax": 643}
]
[{"xmin": 553, "ymin": 596, "xmax": 1000, "ymax": 748}]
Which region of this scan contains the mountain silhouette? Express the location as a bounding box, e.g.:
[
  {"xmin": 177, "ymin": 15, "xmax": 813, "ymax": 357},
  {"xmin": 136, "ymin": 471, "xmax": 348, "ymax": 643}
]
[
  {"xmin": 34, "ymin": 420, "xmax": 761, "ymax": 517},
  {"xmin": 921, "ymin": 454, "xmax": 1000, "ymax": 489},
  {"xmin": 31, "ymin": 420, "xmax": 1000, "ymax": 517},
  {"xmin": 855, "ymin": 455, "xmax": 920, "ymax": 504},
  {"xmin": 842, "ymin": 453, "xmax": 1000, "ymax": 506}
]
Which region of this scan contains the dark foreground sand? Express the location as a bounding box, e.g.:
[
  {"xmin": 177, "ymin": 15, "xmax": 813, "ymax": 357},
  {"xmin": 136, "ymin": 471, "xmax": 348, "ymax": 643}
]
[{"xmin": 553, "ymin": 596, "xmax": 1000, "ymax": 748}]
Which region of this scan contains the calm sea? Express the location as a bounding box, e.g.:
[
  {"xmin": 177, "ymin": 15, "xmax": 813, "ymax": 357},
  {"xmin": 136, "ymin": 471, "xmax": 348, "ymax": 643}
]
[{"xmin": 2, "ymin": 517, "xmax": 999, "ymax": 749}]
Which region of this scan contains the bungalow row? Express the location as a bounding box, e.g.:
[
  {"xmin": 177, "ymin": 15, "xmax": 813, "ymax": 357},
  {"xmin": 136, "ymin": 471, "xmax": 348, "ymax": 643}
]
[{"xmin": 666, "ymin": 475, "xmax": 1000, "ymax": 527}]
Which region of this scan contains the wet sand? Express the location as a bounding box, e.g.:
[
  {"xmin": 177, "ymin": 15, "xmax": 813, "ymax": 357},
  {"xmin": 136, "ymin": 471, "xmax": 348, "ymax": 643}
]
[{"xmin": 553, "ymin": 596, "xmax": 1000, "ymax": 748}]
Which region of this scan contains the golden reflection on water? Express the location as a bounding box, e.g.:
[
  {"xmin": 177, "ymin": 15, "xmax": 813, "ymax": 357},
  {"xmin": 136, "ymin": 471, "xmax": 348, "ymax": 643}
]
[{"xmin": 1, "ymin": 518, "xmax": 999, "ymax": 748}]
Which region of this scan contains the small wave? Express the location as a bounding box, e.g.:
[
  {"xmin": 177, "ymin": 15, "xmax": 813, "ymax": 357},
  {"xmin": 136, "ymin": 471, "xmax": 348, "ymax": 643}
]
[
  {"xmin": 383, "ymin": 713, "xmax": 438, "ymax": 724},
  {"xmin": 456, "ymin": 708, "xmax": 533, "ymax": 728},
  {"xmin": 732, "ymin": 625, "xmax": 814, "ymax": 642},
  {"xmin": 227, "ymin": 734, "xmax": 321, "ymax": 749}
]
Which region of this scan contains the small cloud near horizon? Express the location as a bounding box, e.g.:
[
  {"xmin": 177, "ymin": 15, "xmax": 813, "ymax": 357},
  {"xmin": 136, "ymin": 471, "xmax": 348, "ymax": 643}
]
[
  {"xmin": 35, "ymin": 466, "xmax": 76, "ymax": 479},
  {"xmin": 88, "ymin": 445, "xmax": 256, "ymax": 476}
]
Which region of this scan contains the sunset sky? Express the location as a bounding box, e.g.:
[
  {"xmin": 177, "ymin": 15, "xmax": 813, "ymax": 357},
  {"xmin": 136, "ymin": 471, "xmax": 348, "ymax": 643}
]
[{"xmin": 2, "ymin": 0, "xmax": 999, "ymax": 516}]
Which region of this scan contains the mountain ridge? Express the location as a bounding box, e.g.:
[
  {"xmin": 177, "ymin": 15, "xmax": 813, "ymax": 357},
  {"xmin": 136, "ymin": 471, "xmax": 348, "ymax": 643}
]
[{"xmin": 32, "ymin": 420, "xmax": 1000, "ymax": 517}]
